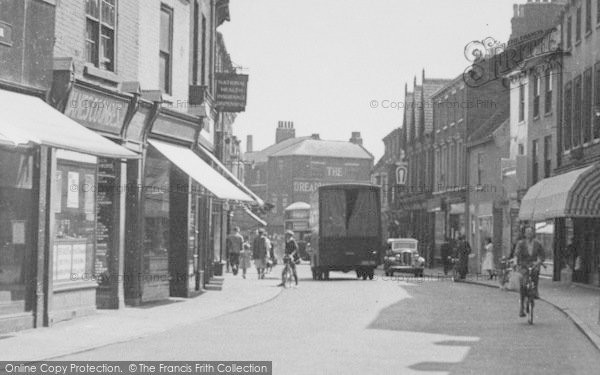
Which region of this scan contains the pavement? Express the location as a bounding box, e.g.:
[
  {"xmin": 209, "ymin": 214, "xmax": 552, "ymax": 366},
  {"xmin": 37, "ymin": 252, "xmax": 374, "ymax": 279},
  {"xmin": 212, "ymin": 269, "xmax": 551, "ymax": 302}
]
[
  {"xmin": 0, "ymin": 269, "xmax": 282, "ymax": 361},
  {"xmin": 424, "ymin": 267, "xmax": 600, "ymax": 352}
]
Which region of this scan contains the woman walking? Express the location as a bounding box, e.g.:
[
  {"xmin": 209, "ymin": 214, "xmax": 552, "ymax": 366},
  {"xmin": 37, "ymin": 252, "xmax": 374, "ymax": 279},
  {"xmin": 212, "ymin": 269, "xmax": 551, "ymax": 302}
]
[
  {"xmin": 481, "ymin": 237, "xmax": 495, "ymax": 280},
  {"xmin": 240, "ymin": 238, "xmax": 252, "ymax": 279}
]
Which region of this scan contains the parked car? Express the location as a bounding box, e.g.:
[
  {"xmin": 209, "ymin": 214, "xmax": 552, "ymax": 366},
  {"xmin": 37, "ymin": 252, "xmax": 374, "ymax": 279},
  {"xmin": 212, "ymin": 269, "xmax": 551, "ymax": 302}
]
[{"xmin": 383, "ymin": 238, "xmax": 425, "ymax": 277}]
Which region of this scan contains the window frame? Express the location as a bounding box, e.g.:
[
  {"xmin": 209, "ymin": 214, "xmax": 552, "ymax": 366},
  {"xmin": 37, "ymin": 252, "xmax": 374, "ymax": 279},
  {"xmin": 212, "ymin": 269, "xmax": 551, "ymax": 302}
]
[
  {"xmin": 85, "ymin": 0, "xmax": 117, "ymax": 72},
  {"xmin": 576, "ymin": 6, "xmax": 582, "ymax": 42},
  {"xmin": 531, "ymin": 139, "xmax": 539, "ymax": 184},
  {"xmin": 159, "ymin": 4, "xmax": 174, "ymax": 95},
  {"xmin": 586, "ymin": 0, "xmax": 592, "ymax": 33},
  {"xmin": 573, "ymin": 75, "xmax": 583, "ymax": 147},
  {"xmin": 545, "ymin": 70, "xmax": 553, "ymax": 114},
  {"xmin": 519, "ymin": 84, "xmax": 526, "ymax": 122},
  {"xmin": 533, "ymin": 74, "xmax": 540, "ymax": 118},
  {"xmin": 583, "ymin": 68, "xmax": 593, "ymax": 143},
  {"xmin": 567, "ymin": 15, "xmax": 573, "ymax": 49},
  {"xmin": 595, "ymin": 62, "xmax": 600, "ymax": 139},
  {"xmin": 564, "ymin": 81, "xmax": 573, "ymax": 151},
  {"xmin": 544, "ymin": 135, "xmax": 552, "ymax": 178}
]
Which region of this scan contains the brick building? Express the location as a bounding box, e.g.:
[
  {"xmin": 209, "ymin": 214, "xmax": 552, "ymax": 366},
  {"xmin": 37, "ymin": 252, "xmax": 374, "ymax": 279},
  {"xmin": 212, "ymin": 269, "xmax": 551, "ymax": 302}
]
[
  {"xmin": 245, "ymin": 123, "xmax": 373, "ymax": 233},
  {"xmin": 519, "ymin": 0, "xmax": 600, "ymax": 286},
  {"xmin": 371, "ymin": 127, "xmax": 404, "ymax": 240}
]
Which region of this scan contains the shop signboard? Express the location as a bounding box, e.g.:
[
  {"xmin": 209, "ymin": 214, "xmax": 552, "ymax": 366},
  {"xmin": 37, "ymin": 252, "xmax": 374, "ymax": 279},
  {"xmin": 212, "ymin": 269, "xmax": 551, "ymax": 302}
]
[
  {"xmin": 64, "ymin": 86, "xmax": 128, "ymax": 135},
  {"xmin": 215, "ymin": 73, "xmax": 248, "ymax": 112}
]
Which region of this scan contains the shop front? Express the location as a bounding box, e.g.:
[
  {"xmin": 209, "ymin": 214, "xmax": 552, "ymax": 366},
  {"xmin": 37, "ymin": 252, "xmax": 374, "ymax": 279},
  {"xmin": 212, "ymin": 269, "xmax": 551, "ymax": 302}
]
[
  {"xmin": 0, "ymin": 88, "xmax": 137, "ymax": 331},
  {"xmin": 519, "ymin": 164, "xmax": 600, "ymax": 286}
]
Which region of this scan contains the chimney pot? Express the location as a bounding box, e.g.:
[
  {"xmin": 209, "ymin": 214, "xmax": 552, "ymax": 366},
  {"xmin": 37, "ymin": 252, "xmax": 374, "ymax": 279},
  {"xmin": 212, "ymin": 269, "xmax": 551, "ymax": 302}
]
[
  {"xmin": 311, "ymin": 133, "xmax": 320, "ymax": 140},
  {"xmin": 246, "ymin": 135, "xmax": 253, "ymax": 153}
]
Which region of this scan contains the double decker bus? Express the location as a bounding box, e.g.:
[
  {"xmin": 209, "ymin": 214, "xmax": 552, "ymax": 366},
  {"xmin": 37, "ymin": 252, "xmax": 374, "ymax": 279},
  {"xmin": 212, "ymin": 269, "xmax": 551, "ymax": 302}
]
[{"xmin": 309, "ymin": 184, "xmax": 382, "ymax": 280}]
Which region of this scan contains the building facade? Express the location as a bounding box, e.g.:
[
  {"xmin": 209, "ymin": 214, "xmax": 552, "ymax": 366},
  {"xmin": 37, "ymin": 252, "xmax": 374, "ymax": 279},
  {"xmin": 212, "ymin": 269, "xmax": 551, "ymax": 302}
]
[{"xmin": 245, "ymin": 124, "xmax": 373, "ymax": 234}]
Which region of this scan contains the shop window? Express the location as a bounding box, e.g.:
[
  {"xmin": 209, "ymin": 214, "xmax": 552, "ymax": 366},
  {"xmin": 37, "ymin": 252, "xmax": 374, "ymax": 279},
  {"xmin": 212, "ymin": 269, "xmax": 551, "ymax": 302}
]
[
  {"xmin": 85, "ymin": 0, "xmax": 116, "ymax": 71},
  {"xmin": 0, "ymin": 149, "xmax": 34, "ymax": 313},
  {"xmin": 53, "ymin": 157, "xmax": 97, "ymax": 284},
  {"xmin": 143, "ymin": 147, "xmax": 170, "ymax": 283},
  {"xmin": 159, "ymin": 5, "xmax": 173, "ymax": 95}
]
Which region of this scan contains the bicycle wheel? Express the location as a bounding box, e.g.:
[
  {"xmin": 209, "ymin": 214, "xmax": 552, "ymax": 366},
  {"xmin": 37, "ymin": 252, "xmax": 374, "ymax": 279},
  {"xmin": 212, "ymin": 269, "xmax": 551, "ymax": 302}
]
[
  {"xmin": 528, "ymin": 297, "xmax": 534, "ymax": 324},
  {"xmin": 283, "ymin": 268, "xmax": 293, "ymax": 288}
]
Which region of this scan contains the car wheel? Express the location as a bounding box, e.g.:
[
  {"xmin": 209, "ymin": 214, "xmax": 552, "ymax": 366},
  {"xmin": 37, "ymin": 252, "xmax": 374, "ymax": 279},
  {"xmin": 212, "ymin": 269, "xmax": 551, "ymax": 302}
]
[{"xmin": 368, "ymin": 270, "xmax": 374, "ymax": 280}]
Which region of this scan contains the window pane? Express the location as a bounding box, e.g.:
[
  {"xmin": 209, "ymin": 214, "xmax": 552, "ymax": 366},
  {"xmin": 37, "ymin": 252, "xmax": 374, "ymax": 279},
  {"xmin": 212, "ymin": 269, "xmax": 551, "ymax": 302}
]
[
  {"xmin": 564, "ymin": 82, "xmax": 572, "ymax": 150},
  {"xmin": 159, "ymin": 52, "xmax": 170, "ymax": 94},
  {"xmin": 574, "ymin": 75, "xmax": 582, "ymax": 146},
  {"xmin": 100, "ymin": 26, "xmax": 114, "ymax": 71},
  {"xmin": 586, "ymin": 0, "xmax": 592, "ymax": 32},
  {"xmin": 101, "ymin": 0, "xmax": 116, "ymax": 27},
  {"xmin": 567, "ymin": 16, "xmax": 572, "ymax": 47},
  {"xmin": 577, "ymin": 8, "xmax": 582, "ymax": 40},
  {"xmin": 583, "ymin": 68, "xmax": 592, "ymax": 143},
  {"xmin": 86, "ymin": 0, "xmax": 99, "ymax": 18},
  {"xmin": 160, "ymin": 7, "xmax": 172, "ymax": 53},
  {"xmin": 85, "ymin": 19, "xmax": 99, "ymax": 66},
  {"xmin": 595, "ymin": 63, "xmax": 600, "ymax": 139}
]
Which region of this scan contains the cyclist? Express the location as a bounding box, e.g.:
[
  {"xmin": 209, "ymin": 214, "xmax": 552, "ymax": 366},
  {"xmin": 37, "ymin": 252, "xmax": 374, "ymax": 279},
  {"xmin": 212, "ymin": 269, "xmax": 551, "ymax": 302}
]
[
  {"xmin": 278, "ymin": 230, "xmax": 299, "ymax": 287},
  {"xmin": 513, "ymin": 226, "xmax": 545, "ymax": 317}
]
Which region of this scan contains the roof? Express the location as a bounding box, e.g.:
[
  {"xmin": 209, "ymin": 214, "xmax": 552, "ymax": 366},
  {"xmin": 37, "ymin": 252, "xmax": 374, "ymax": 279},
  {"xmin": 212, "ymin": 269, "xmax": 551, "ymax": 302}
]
[
  {"xmin": 467, "ymin": 101, "xmax": 510, "ymax": 146},
  {"xmin": 422, "ymin": 79, "xmax": 453, "ymax": 134},
  {"xmin": 271, "ymin": 139, "xmax": 372, "ymax": 159},
  {"xmin": 244, "ymin": 136, "xmax": 311, "ymax": 163}
]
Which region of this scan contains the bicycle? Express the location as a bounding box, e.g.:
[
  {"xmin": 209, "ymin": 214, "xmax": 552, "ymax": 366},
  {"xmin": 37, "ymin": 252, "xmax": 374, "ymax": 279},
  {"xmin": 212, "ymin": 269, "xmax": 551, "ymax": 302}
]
[
  {"xmin": 522, "ymin": 263, "xmax": 545, "ymax": 324},
  {"xmin": 281, "ymin": 255, "xmax": 294, "ymax": 288},
  {"xmin": 448, "ymin": 256, "xmax": 460, "ymax": 282}
]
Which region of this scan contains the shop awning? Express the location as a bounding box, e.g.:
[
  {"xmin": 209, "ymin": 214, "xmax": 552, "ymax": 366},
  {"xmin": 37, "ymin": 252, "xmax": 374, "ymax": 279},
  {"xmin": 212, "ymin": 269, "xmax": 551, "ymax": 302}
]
[
  {"xmin": 149, "ymin": 140, "xmax": 253, "ymax": 202},
  {"xmin": 519, "ymin": 164, "xmax": 600, "ymax": 221},
  {"xmin": 196, "ymin": 145, "xmax": 265, "ymax": 206},
  {"xmin": 243, "ymin": 207, "xmax": 267, "ymax": 226},
  {"xmin": 0, "ymin": 89, "xmax": 137, "ymax": 159}
]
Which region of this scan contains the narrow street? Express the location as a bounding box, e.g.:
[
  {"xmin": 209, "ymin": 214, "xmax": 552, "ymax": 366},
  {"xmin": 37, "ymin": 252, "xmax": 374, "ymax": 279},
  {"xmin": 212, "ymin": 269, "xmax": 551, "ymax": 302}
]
[{"xmin": 58, "ymin": 265, "xmax": 600, "ymax": 374}]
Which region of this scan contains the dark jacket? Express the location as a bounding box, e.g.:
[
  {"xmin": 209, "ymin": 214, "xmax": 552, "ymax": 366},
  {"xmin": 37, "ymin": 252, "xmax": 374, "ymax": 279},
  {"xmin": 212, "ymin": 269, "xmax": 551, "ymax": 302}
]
[{"xmin": 252, "ymin": 235, "xmax": 269, "ymax": 260}]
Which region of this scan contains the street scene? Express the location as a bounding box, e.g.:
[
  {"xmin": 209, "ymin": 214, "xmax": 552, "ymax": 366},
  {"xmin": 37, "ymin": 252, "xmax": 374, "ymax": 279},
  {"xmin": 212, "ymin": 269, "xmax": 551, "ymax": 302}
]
[{"xmin": 1, "ymin": 0, "xmax": 600, "ymax": 374}]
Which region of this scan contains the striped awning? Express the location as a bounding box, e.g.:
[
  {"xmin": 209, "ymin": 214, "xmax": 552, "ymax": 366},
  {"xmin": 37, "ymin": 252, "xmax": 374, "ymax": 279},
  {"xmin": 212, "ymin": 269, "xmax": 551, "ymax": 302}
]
[{"xmin": 519, "ymin": 164, "xmax": 600, "ymax": 221}]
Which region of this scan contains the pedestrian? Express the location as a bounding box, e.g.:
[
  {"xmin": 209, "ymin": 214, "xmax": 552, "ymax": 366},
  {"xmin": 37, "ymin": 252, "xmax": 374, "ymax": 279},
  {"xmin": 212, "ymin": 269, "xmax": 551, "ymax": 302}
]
[
  {"xmin": 226, "ymin": 226, "xmax": 244, "ymax": 276},
  {"xmin": 252, "ymin": 228, "xmax": 269, "ymax": 279},
  {"xmin": 265, "ymin": 234, "xmax": 275, "ymax": 274},
  {"xmin": 278, "ymin": 230, "xmax": 299, "ymax": 287},
  {"xmin": 240, "ymin": 237, "xmax": 252, "ymax": 279},
  {"xmin": 455, "ymin": 234, "xmax": 471, "ymax": 280},
  {"xmin": 440, "ymin": 237, "xmax": 451, "ymax": 275},
  {"xmin": 481, "ymin": 237, "xmax": 495, "ymax": 280},
  {"xmin": 514, "ymin": 226, "xmax": 545, "ymax": 316}
]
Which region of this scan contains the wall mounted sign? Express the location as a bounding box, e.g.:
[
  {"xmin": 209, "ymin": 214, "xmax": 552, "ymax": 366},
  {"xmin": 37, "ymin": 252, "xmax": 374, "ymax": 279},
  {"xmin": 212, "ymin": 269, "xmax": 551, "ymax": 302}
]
[
  {"xmin": 64, "ymin": 86, "xmax": 128, "ymax": 134},
  {"xmin": 396, "ymin": 165, "xmax": 408, "ymax": 185}
]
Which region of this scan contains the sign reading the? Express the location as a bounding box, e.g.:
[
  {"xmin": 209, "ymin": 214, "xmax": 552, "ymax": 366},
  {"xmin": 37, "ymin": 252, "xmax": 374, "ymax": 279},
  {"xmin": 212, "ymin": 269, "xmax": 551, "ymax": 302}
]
[{"xmin": 215, "ymin": 73, "xmax": 248, "ymax": 112}]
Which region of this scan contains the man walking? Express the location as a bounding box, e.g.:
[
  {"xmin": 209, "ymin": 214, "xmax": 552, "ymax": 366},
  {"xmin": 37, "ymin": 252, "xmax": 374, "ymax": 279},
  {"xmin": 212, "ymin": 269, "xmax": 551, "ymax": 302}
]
[
  {"xmin": 455, "ymin": 235, "xmax": 472, "ymax": 280},
  {"xmin": 226, "ymin": 226, "xmax": 244, "ymax": 276}
]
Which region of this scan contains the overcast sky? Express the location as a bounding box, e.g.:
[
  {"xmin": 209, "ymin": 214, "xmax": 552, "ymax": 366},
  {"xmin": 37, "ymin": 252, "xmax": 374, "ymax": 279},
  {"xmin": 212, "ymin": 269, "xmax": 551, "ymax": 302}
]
[{"xmin": 219, "ymin": 0, "xmax": 517, "ymax": 160}]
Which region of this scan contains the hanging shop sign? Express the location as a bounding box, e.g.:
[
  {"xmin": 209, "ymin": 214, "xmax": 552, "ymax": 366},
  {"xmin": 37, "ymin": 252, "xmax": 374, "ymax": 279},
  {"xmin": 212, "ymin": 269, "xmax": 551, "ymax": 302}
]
[{"xmin": 215, "ymin": 73, "xmax": 248, "ymax": 112}]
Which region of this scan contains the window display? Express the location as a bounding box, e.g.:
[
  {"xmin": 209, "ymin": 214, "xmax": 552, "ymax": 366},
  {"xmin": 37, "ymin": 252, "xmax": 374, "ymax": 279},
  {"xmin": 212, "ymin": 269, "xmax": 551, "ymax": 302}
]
[{"xmin": 53, "ymin": 158, "xmax": 97, "ymax": 283}]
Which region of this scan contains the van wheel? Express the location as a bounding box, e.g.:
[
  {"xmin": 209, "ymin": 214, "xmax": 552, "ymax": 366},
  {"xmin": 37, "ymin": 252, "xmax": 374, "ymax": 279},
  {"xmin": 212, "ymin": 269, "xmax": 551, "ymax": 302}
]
[
  {"xmin": 324, "ymin": 271, "xmax": 330, "ymax": 280},
  {"xmin": 368, "ymin": 270, "xmax": 374, "ymax": 280}
]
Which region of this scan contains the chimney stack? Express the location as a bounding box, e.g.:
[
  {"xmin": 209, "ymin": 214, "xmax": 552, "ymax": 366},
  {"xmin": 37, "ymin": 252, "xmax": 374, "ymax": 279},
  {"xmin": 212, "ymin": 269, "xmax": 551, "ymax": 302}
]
[
  {"xmin": 246, "ymin": 135, "xmax": 253, "ymax": 153},
  {"xmin": 311, "ymin": 133, "xmax": 320, "ymax": 140},
  {"xmin": 349, "ymin": 132, "xmax": 363, "ymax": 146},
  {"xmin": 275, "ymin": 121, "xmax": 295, "ymax": 143}
]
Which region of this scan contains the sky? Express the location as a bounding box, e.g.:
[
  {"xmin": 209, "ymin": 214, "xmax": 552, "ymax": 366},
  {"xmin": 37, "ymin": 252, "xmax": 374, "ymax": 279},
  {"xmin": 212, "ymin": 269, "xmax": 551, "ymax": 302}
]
[{"xmin": 219, "ymin": 0, "xmax": 517, "ymax": 160}]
